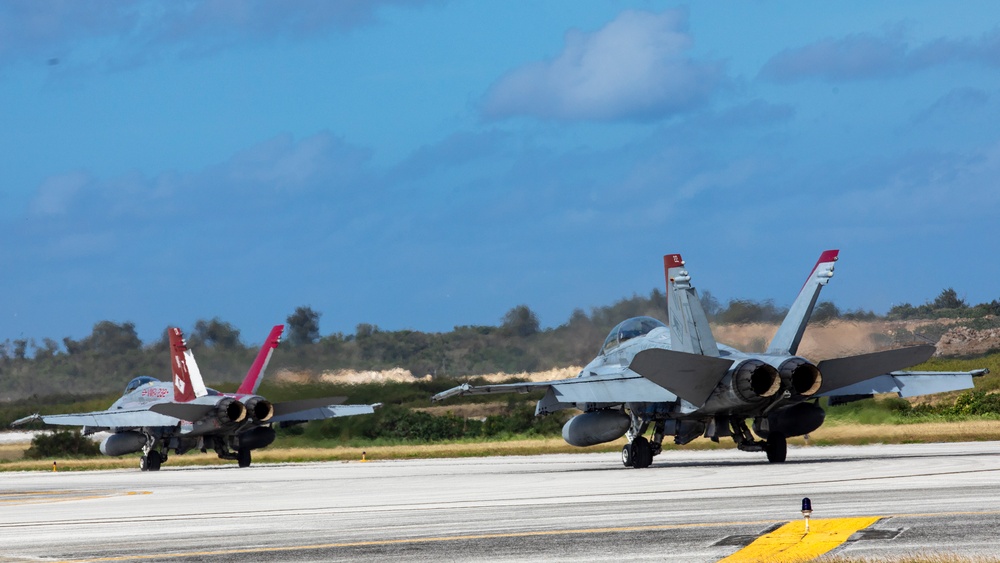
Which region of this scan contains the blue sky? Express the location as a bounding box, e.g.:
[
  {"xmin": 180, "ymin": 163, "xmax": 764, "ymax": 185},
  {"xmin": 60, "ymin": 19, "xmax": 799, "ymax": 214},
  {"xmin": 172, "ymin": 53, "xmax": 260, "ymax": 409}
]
[{"xmin": 3, "ymin": 0, "xmax": 1000, "ymax": 346}]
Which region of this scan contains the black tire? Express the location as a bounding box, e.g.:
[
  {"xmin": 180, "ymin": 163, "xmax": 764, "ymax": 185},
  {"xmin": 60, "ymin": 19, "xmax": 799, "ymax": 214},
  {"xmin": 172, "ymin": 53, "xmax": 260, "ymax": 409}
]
[
  {"xmin": 633, "ymin": 437, "xmax": 653, "ymax": 468},
  {"xmin": 147, "ymin": 451, "xmax": 162, "ymax": 471},
  {"xmin": 237, "ymin": 448, "xmax": 252, "ymax": 468},
  {"xmin": 766, "ymin": 433, "xmax": 787, "ymax": 463},
  {"xmin": 621, "ymin": 444, "xmax": 634, "ymax": 467}
]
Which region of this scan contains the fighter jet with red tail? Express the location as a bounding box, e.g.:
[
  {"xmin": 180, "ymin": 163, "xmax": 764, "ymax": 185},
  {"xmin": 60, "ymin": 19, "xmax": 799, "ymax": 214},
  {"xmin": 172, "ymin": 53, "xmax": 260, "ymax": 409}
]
[
  {"xmin": 14, "ymin": 325, "xmax": 378, "ymax": 470},
  {"xmin": 433, "ymin": 251, "xmax": 987, "ymax": 468}
]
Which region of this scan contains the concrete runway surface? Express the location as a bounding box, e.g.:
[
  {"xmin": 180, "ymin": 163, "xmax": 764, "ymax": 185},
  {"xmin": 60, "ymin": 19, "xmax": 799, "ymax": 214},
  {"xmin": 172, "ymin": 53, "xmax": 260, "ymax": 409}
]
[{"xmin": 2, "ymin": 441, "xmax": 1000, "ymax": 562}]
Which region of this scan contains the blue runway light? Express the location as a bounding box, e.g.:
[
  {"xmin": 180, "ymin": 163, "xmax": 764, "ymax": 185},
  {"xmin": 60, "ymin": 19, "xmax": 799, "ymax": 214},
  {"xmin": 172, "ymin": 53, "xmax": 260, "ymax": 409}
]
[{"xmin": 802, "ymin": 497, "xmax": 812, "ymax": 513}]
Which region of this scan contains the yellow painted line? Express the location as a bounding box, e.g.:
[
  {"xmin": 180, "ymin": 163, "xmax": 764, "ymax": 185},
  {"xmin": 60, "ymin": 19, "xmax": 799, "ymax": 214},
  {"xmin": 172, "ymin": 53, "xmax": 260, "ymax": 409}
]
[
  {"xmin": 718, "ymin": 517, "xmax": 881, "ymax": 563},
  {"xmin": 57, "ymin": 520, "xmax": 784, "ymax": 562},
  {"xmin": 0, "ymin": 490, "xmax": 150, "ymax": 505}
]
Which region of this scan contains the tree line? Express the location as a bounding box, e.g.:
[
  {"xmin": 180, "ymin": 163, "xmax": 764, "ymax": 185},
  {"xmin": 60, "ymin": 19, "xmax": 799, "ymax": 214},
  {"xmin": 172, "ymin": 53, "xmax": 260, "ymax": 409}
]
[{"xmin": 0, "ymin": 288, "xmax": 996, "ymax": 402}]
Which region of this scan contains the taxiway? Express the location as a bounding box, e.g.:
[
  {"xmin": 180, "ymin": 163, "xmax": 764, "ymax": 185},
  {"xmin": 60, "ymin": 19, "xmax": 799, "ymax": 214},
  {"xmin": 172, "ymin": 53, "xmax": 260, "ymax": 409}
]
[{"xmin": 2, "ymin": 441, "xmax": 1000, "ymax": 561}]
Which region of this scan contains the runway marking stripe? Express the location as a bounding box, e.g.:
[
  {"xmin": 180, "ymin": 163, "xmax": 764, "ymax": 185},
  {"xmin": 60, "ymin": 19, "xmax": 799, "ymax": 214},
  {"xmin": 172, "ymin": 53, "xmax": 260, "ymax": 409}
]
[
  {"xmin": 717, "ymin": 517, "xmax": 881, "ymax": 563},
  {"xmin": 57, "ymin": 520, "xmax": 785, "ymax": 562},
  {"xmin": 0, "ymin": 490, "xmax": 150, "ymax": 505}
]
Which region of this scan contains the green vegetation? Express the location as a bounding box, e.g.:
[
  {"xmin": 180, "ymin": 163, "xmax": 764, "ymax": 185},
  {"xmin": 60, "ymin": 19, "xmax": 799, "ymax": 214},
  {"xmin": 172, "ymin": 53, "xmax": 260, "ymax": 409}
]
[
  {"xmin": 25, "ymin": 429, "xmax": 100, "ymax": 458},
  {"xmin": 4, "ymin": 286, "xmax": 1000, "ymax": 465}
]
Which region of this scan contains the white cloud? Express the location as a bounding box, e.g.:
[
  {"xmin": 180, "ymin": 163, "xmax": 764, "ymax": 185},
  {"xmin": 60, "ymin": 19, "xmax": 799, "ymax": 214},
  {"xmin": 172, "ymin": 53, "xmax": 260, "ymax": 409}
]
[{"xmin": 482, "ymin": 9, "xmax": 724, "ymax": 121}]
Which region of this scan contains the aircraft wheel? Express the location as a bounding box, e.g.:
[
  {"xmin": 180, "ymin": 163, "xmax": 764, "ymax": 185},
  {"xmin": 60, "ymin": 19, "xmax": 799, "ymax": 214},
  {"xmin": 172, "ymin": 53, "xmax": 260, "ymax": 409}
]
[
  {"xmin": 237, "ymin": 448, "xmax": 252, "ymax": 468},
  {"xmin": 633, "ymin": 437, "xmax": 653, "ymax": 468},
  {"xmin": 621, "ymin": 444, "xmax": 634, "ymax": 467},
  {"xmin": 766, "ymin": 433, "xmax": 787, "ymax": 463},
  {"xmin": 147, "ymin": 451, "xmax": 162, "ymax": 471},
  {"xmin": 139, "ymin": 455, "xmax": 148, "ymax": 471}
]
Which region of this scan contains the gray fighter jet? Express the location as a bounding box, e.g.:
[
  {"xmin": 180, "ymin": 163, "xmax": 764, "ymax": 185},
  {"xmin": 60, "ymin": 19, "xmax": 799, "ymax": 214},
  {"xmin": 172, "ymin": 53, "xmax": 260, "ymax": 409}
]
[
  {"xmin": 14, "ymin": 325, "xmax": 378, "ymax": 470},
  {"xmin": 433, "ymin": 251, "xmax": 986, "ymax": 468}
]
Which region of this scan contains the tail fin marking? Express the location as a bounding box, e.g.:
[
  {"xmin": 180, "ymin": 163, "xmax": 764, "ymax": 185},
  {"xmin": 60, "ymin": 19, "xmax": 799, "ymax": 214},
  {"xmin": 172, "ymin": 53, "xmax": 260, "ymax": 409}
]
[
  {"xmin": 168, "ymin": 328, "xmax": 208, "ymax": 402},
  {"xmin": 665, "ymin": 254, "xmax": 720, "ymax": 357},
  {"xmin": 766, "ymin": 249, "xmax": 839, "ymax": 356},
  {"xmin": 236, "ymin": 325, "xmax": 284, "ymax": 396}
]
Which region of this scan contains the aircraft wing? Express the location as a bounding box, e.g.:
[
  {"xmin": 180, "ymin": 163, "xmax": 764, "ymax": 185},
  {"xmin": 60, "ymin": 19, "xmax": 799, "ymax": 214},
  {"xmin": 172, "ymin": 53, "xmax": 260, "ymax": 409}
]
[
  {"xmin": 269, "ymin": 397, "xmax": 382, "ymax": 422},
  {"xmin": 12, "ymin": 409, "xmax": 181, "ymax": 430},
  {"xmin": 268, "ymin": 397, "xmax": 378, "ymax": 423},
  {"xmin": 815, "ymin": 345, "xmax": 936, "ymax": 395},
  {"xmin": 818, "ymin": 369, "xmax": 988, "ymax": 398},
  {"xmin": 431, "ymin": 372, "xmax": 678, "ymax": 408}
]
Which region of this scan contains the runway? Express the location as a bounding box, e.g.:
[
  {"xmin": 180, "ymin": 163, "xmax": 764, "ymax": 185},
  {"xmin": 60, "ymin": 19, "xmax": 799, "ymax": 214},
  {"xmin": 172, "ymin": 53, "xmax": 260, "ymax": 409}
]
[{"xmin": 3, "ymin": 441, "xmax": 1000, "ymax": 562}]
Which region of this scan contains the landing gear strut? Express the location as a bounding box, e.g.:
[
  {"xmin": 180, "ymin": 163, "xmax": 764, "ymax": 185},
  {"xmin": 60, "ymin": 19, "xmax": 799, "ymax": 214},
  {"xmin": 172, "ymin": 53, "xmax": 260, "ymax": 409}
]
[{"xmin": 731, "ymin": 418, "xmax": 787, "ymax": 463}]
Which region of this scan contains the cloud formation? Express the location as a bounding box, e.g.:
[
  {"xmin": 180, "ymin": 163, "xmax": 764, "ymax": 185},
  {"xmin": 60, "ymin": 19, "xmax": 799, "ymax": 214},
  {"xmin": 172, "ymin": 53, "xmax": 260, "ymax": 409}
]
[
  {"xmin": 760, "ymin": 27, "xmax": 1000, "ymax": 82},
  {"xmin": 481, "ymin": 9, "xmax": 724, "ymax": 121}
]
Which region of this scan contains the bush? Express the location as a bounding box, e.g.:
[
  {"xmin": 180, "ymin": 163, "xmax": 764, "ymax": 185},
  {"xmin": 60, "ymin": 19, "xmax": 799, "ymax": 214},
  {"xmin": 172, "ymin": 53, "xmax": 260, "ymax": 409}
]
[
  {"xmin": 25, "ymin": 430, "xmax": 101, "ymax": 458},
  {"xmin": 949, "ymin": 390, "xmax": 1000, "ymax": 416}
]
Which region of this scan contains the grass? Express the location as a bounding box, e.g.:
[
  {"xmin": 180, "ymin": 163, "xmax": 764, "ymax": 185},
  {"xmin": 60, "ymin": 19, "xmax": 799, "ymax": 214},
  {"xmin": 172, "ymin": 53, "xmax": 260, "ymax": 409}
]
[{"xmin": 4, "ymin": 418, "xmax": 1000, "ymax": 472}]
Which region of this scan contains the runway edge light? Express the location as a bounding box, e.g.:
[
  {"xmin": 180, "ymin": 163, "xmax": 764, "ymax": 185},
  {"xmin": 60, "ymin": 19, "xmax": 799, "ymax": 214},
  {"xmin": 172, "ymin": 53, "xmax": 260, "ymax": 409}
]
[{"xmin": 801, "ymin": 497, "xmax": 812, "ymax": 532}]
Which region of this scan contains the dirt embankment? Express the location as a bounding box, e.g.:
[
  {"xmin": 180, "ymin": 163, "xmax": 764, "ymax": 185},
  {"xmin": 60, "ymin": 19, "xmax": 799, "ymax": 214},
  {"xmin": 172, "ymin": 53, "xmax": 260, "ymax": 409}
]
[
  {"xmin": 936, "ymin": 326, "xmax": 1000, "ymax": 356},
  {"xmin": 273, "ymin": 320, "xmax": 983, "ymax": 387},
  {"xmin": 273, "ymin": 366, "xmax": 583, "ymax": 386}
]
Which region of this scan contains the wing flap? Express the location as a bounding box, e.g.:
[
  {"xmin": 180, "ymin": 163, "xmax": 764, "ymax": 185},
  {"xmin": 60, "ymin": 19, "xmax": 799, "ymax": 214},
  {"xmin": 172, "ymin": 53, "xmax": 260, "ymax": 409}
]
[
  {"xmin": 629, "ymin": 348, "xmax": 734, "ymax": 406},
  {"xmin": 819, "ymin": 369, "xmax": 986, "ymax": 397},
  {"xmin": 431, "ymin": 373, "xmax": 678, "ymax": 405},
  {"xmin": 816, "ymin": 345, "xmax": 936, "ymax": 395},
  {"xmin": 270, "ymin": 403, "xmax": 377, "ymax": 423},
  {"xmin": 38, "ymin": 409, "xmax": 182, "ymax": 429},
  {"xmin": 270, "ymin": 397, "xmax": 348, "ymax": 418}
]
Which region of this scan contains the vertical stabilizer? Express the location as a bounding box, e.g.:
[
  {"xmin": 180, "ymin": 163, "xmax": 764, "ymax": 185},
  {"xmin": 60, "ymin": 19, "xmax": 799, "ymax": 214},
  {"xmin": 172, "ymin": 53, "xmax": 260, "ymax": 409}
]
[
  {"xmin": 236, "ymin": 325, "xmax": 284, "ymax": 395},
  {"xmin": 665, "ymin": 254, "xmax": 720, "ymax": 357},
  {"xmin": 168, "ymin": 328, "xmax": 208, "ymax": 402},
  {"xmin": 766, "ymin": 250, "xmax": 839, "ymax": 355}
]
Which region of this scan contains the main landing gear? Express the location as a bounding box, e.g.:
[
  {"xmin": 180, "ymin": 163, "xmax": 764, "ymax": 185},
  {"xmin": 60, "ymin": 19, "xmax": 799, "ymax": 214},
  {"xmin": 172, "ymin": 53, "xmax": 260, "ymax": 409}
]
[
  {"xmin": 622, "ymin": 437, "xmax": 653, "ymax": 468},
  {"xmin": 765, "ymin": 433, "xmax": 787, "ymax": 463},
  {"xmin": 732, "ymin": 418, "xmax": 786, "ymax": 463},
  {"xmin": 139, "ymin": 450, "xmax": 165, "ymax": 471},
  {"xmin": 139, "ymin": 435, "xmax": 165, "ymax": 471}
]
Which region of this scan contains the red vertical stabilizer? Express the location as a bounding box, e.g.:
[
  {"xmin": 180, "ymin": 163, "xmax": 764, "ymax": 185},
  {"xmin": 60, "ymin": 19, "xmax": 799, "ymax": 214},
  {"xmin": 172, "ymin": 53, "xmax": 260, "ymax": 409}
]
[
  {"xmin": 236, "ymin": 325, "xmax": 284, "ymax": 396},
  {"xmin": 169, "ymin": 328, "xmax": 197, "ymax": 402}
]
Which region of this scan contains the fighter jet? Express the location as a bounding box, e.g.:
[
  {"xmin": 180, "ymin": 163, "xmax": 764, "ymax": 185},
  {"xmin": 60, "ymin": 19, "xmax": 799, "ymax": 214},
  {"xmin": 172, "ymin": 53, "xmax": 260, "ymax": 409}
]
[
  {"xmin": 433, "ymin": 251, "xmax": 987, "ymax": 468},
  {"xmin": 13, "ymin": 325, "xmax": 378, "ymax": 470}
]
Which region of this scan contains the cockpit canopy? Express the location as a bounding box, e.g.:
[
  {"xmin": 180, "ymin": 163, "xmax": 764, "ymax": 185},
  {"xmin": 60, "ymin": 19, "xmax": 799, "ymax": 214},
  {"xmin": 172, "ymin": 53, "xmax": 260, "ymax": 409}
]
[
  {"xmin": 600, "ymin": 316, "xmax": 666, "ymax": 354},
  {"xmin": 124, "ymin": 376, "xmax": 159, "ymax": 395}
]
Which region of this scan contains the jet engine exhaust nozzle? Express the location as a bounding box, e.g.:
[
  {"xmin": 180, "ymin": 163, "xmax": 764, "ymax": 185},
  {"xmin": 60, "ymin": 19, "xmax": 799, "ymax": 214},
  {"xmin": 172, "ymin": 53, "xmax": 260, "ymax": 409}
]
[
  {"xmin": 243, "ymin": 397, "xmax": 274, "ymax": 422},
  {"xmin": 732, "ymin": 360, "xmax": 781, "ymax": 401},
  {"xmin": 778, "ymin": 358, "xmax": 822, "ymax": 397},
  {"xmin": 217, "ymin": 397, "xmax": 247, "ymax": 425}
]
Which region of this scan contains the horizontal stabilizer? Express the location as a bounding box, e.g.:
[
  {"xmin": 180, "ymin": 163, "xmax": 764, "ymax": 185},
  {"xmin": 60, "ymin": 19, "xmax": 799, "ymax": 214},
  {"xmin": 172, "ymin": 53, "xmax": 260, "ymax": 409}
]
[
  {"xmin": 271, "ymin": 396, "xmax": 347, "ymax": 418},
  {"xmin": 629, "ymin": 348, "xmax": 734, "ymax": 406},
  {"xmin": 816, "ymin": 345, "xmax": 936, "ymax": 395},
  {"xmin": 150, "ymin": 402, "xmax": 217, "ymax": 422}
]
